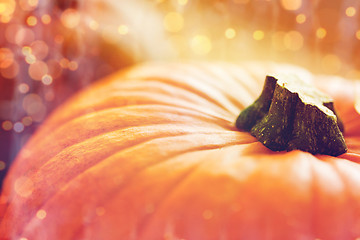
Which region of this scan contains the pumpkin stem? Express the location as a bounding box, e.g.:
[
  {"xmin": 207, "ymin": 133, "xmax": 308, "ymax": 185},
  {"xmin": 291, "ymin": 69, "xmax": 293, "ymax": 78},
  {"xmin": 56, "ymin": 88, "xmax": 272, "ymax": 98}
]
[{"xmin": 235, "ymin": 74, "xmax": 347, "ymax": 156}]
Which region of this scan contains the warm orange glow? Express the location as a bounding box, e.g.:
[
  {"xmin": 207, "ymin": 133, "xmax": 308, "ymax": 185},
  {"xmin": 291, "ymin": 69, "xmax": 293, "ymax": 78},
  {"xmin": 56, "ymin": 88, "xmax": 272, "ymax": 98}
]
[
  {"xmin": 118, "ymin": 25, "xmax": 129, "ymax": 35},
  {"xmin": 356, "ymin": 30, "xmax": 360, "ymax": 40},
  {"xmin": 26, "ymin": 16, "xmax": 37, "ymax": 26},
  {"xmin": 36, "ymin": 209, "xmax": 47, "ymax": 220},
  {"xmin": 41, "ymin": 14, "xmax": 51, "ymax": 24},
  {"xmin": 28, "ymin": 61, "xmax": 48, "ymax": 80},
  {"xmin": 18, "ymin": 83, "xmax": 29, "ymax": 94},
  {"xmin": 0, "ymin": 0, "xmax": 16, "ymax": 23},
  {"xmin": 14, "ymin": 176, "xmax": 34, "ymax": 198},
  {"xmin": 178, "ymin": 0, "xmax": 188, "ymax": 5},
  {"xmin": 345, "ymin": 7, "xmax": 356, "ymax": 17},
  {"xmin": 0, "ymin": 61, "xmax": 19, "ymax": 78},
  {"xmin": 2, "ymin": 120, "xmax": 13, "ymax": 131},
  {"xmin": 60, "ymin": 8, "xmax": 80, "ymax": 29},
  {"xmin": 22, "ymin": 116, "xmax": 32, "ymax": 126},
  {"xmin": 296, "ymin": 14, "xmax": 306, "ymax": 24},
  {"xmin": 68, "ymin": 61, "xmax": 79, "ymax": 71},
  {"xmin": 19, "ymin": 0, "xmax": 37, "ymax": 11},
  {"xmin": 27, "ymin": 0, "xmax": 38, "ymax": 7},
  {"xmin": 41, "ymin": 74, "xmax": 53, "ymax": 85},
  {"xmin": 0, "ymin": 48, "xmax": 14, "ymax": 69},
  {"xmin": 225, "ymin": 28, "xmax": 236, "ymax": 39},
  {"xmin": 89, "ymin": 20, "xmax": 99, "ymax": 31},
  {"xmin": 316, "ymin": 27, "xmax": 327, "ymax": 39},
  {"xmin": 59, "ymin": 58, "xmax": 70, "ymax": 68},
  {"xmin": 253, "ymin": 30, "xmax": 264, "ymax": 40},
  {"xmin": 30, "ymin": 40, "xmax": 49, "ymax": 60},
  {"xmin": 164, "ymin": 12, "xmax": 184, "ymax": 33},
  {"xmin": 281, "ymin": 0, "xmax": 302, "ymax": 11},
  {"xmin": 190, "ymin": 35, "xmax": 212, "ymax": 55},
  {"xmin": 22, "ymin": 93, "xmax": 46, "ymax": 122}
]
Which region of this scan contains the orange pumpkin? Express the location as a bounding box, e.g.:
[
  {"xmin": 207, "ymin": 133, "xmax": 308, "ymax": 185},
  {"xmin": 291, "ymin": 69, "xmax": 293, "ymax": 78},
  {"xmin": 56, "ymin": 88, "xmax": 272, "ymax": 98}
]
[{"xmin": 0, "ymin": 62, "xmax": 360, "ymax": 240}]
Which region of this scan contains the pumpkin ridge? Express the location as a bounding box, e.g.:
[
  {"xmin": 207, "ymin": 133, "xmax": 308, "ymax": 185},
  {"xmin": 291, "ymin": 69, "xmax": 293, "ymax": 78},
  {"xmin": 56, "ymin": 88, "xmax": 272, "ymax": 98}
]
[
  {"xmin": 19, "ymin": 104, "xmax": 235, "ymax": 165},
  {"xmin": 135, "ymin": 160, "xmax": 206, "ymax": 240},
  {"xmin": 122, "ymin": 62, "xmax": 241, "ymax": 112},
  {"xmin": 191, "ymin": 62, "xmax": 259, "ymax": 110},
  {"xmin": 218, "ymin": 62, "xmax": 264, "ymax": 98},
  {"xmin": 308, "ymin": 155, "xmax": 354, "ymax": 239},
  {"xmin": 2, "ymin": 104, "xmax": 238, "ymax": 206},
  {"xmin": 1, "ymin": 128, "xmax": 241, "ymax": 236},
  {"xmin": 136, "ymin": 77, "xmax": 239, "ymax": 114},
  {"xmin": 328, "ymin": 158, "xmax": 355, "ymax": 237},
  {"xmin": 113, "ymin": 79, "xmax": 231, "ymax": 112},
  {"xmin": 135, "ymin": 146, "xmax": 312, "ymax": 239},
  {"xmin": 24, "ymin": 96, "xmax": 234, "ymax": 154},
  {"xmin": 73, "ymin": 160, "xmax": 203, "ymax": 240},
  {"xmin": 17, "ymin": 134, "xmax": 252, "ymax": 239},
  {"xmin": 37, "ymin": 92, "xmax": 234, "ymax": 137}
]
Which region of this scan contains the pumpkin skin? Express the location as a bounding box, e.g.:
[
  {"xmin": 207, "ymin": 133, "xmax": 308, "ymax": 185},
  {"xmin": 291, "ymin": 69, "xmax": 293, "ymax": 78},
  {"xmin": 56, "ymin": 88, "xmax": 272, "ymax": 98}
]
[{"xmin": 0, "ymin": 62, "xmax": 360, "ymax": 240}]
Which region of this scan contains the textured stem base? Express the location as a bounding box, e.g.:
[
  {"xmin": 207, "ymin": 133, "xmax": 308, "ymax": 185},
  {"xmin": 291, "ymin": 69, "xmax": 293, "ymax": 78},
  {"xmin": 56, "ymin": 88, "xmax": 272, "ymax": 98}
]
[{"xmin": 236, "ymin": 75, "xmax": 347, "ymax": 156}]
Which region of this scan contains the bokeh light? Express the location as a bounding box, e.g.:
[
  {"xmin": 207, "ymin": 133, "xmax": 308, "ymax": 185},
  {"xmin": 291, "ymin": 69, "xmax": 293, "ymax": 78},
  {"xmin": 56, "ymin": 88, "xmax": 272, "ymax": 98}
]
[
  {"xmin": 14, "ymin": 176, "xmax": 34, "ymax": 198},
  {"xmin": 0, "ymin": 48, "xmax": 14, "ymax": 68},
  {"xmin": 0, "ymin": 161, "xmax": 5, "ymax": 171},
  {"xmin": 41, "ymin": 14, "xmax": 51, "ymax": 24},
  {"xmin": 253, "ymin": 30, "xmax": 265, "ymax": 41},
  {"xmin": 0, "ymin": 0, "xmax": 16, "ymax": 23},
  {"xmin": 225, "ymin": 28, "xmax": 236, "ymax": 39},
  {"xmin": 60, "ymin": 8, "xmax": 80, "ymax": 29},
  {"xmin": 118, "ymin": 25, "xmax": 129, "ymax": 35},
  {"xmin": 345, "ymin": 7, "xmax": 356, "ymax": 17},
  {"xmin": 13, "ymin": 122, "xmax": 24, "ymax": 133},
  {"xmin": 281, "ymin": 0, "xmax": 302, "ymax": 11},
  {"xmin": 296, "ymin": 14, "xmax": 306, "ymax": 24},
  {"xmin": 2, "ymin": 121, "xmax": 13, "ymax": 131},
  {"xmin": 190, "ymin": 35, "xmax": 212, "ymax": 55},
  {"xmin": 0, "ymin": 61, "xmax": 19, "ymax": 79},
  {"xmin": 163, "ymin": 12, "xmax": 184, "ymax": 33},
  {"xmin": 178, "ymin": 0, "xmax": 188, "ymax": 5},
  {"xmin": 28, "ymin": 60, "xmax": 48, "ymax": 80},
  {"xmin": 316, "ymin": 27, "xmax": 327, "ymax": 39},
  {"xmin": 26, "ymin": 15, "xmax": 37, "ymax": 26},
  {"xmin": 36, "ymin": 209, "xmax": 47, "ymax": 220},
  {"xmin": 18, "ymin": 83, "xmax": 30, "ymax": 94}
]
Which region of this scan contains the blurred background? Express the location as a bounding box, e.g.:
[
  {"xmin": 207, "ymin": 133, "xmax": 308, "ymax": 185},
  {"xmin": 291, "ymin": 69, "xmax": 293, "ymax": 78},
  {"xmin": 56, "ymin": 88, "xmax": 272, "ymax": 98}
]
[{"xmin": 1, "ymin": 0, "xmax": 360, "ymax": 188}]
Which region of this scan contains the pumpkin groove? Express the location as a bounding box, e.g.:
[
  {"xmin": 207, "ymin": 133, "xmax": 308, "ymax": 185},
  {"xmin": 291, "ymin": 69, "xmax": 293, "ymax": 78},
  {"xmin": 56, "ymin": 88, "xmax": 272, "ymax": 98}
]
[
  {"xmin": 16, "ymin": 134, "xmax": 251, "ymax": 239},
  {"xmin": 4, "ymin": 105, "xmax": 237, "ymax": 193}
]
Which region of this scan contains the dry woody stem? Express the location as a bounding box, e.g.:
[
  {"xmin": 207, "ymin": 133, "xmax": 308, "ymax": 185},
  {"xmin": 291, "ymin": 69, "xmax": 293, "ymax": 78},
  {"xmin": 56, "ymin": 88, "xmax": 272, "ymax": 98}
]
[{"xmin": 236, "ymin": 74, "xmax": 347, "ymax": 156}]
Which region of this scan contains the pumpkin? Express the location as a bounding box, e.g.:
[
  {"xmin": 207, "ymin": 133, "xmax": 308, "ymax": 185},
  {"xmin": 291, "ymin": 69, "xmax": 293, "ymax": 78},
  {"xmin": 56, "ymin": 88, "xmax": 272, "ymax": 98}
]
[{"xmin": 0, "ymin": 61, "xmax": 360, "ymax": 240}]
